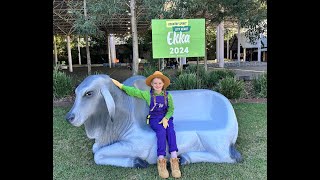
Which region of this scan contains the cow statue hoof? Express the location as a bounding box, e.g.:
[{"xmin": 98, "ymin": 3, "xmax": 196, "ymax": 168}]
[
  {"xmin": 178, "ymin": 155, "xmax": 190, "ymax": 166},
  {"xmin": 134, "ymin": 158, "xmax": 149, "ymax": 168},
  {"xmin": 230, "ymin": 144, "xmax": 243, "ymax": 163}
]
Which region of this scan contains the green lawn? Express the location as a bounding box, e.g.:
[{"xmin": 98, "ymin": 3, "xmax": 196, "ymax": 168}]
[{"xmin": 53, "ymin": 103, "xmax": 267, "ymax": 180}]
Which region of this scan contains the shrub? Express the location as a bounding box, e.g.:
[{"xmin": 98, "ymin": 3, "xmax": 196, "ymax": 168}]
[
  {"xmin": 139, "ymin": 65, "xmax": 158, "ymax": 77},
  {"xmin": 175, "ymin": 68, "xmax": 184, "ymax": 77},
  {"xmin": 172, "ymin": 73, "xmax": 199, "ymax": 90},
  {"xmin": 214, "ymin": 76, "xmax": 245, "ymax": 99},
  {"xmin": 253, "ymin": 73, "xmax": 267, "ymax": 98},
  {"xmin": 211, "ymin": 69, "xmax": 235, "ymax": 80},
  {"xmin": 186, "ymin": 64, "xmax": 207, "ymax": 78},
  {"xmin": 185, "ymin": 64, "xmax": 198, "ymax": 74},
  {"xmin": 93, "ymin": 70, "xmax": 104, "ymax": 75},
  {"xmin": 207, "ymin": 69, "xmax": 236, "ymax": 88},
  {"xmin": 53, "ymin": 66, "xmax": 74, "ymax": 99},
  {"xmin": 183, "ymin": 64, "xmax": 209, "ymax": 88}
]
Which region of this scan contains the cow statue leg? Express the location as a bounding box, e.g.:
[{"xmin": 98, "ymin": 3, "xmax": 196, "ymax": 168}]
[
  {"xmin": 92, "ymin": 143, "xmax": 102, "ymax": 154},
  {"xmin": 93, "ymin": 142, "xmax": 149, "ymax": 168}
]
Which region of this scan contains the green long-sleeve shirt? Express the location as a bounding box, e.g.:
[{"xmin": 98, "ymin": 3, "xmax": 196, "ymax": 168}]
[{"xmin": 121, "ymin": 85, "xmax": 174, "ymax": 120}]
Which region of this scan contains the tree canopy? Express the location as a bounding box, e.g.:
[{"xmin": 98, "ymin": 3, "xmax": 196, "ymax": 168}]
[{"xmin": 69, "ymin": 0, "xmax": 266, "ymax": 38}]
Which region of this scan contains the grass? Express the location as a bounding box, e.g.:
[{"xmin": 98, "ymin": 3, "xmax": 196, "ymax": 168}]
[{"xmin": 53, "ymin": 103, "xmax": 267, "ymax": 180}]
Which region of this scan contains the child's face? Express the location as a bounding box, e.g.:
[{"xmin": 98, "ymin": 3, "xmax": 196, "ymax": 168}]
[{"xmin": 151, "ymin": 78, "xmax": 164, "ymax": 91}]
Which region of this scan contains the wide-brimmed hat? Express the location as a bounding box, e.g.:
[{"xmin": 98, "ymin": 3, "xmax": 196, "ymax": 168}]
[{"xmin": 145, "ymin": 71, "xmax": 170, "ymax": 89}]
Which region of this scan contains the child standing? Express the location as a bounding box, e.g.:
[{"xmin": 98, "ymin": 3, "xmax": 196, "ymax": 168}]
[{"xmin": 111, "ymin": 71, "xmax": 181, "ymax": 179}]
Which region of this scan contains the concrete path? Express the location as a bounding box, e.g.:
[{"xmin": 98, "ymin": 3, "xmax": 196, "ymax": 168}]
[
  {"xmin": 202, "ymin": 61, "xmax": 267, "ymax": 80},
  {"xmin": 224, "ymin": 65, "xmax": 267, "ymax": 80}
]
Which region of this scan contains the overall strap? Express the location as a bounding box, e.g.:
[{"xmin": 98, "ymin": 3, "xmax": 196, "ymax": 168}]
[{"xmin": 150, "ymin": 90, "xmax": 169, "ymax": 107}]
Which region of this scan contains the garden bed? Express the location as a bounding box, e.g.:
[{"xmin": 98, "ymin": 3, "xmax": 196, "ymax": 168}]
[{"xmin": 55, "ymin": 65, "xmax": 266, "ymax": 107}]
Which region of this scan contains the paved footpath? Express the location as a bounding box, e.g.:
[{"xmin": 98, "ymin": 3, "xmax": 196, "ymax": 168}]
[
  {"xmin": 224, "ymin": 65, "xmax": 267, "ymax": 80},
  {"xmin": 204, "ymin": 62, "xmax": 267, "ymax": 80}
]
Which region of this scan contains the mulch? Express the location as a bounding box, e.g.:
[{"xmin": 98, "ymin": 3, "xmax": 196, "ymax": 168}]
[{"xmin": 53, "ymin": 96, "xmax": 75, "ymax": 107}]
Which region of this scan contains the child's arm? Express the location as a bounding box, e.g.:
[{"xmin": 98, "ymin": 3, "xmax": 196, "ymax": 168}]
[
  {"xmin": 159, "ymin": 94, "xmax": 174, "ymax": 129},
  {"xmin": 165, "ymin": 94, "xmax": 174, "ymax": 120},
  {"xmin": 111, "ymin": 78, "xmax": 150, "ymax": 104},
  {"xmin": 112, "ymin": 79, "xmax": 123, "ymax": 89}
]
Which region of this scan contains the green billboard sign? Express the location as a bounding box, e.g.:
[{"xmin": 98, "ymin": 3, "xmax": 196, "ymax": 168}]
[{"xmin": 152, "ymin": 19, "xmax": 205, "ymax": 58}]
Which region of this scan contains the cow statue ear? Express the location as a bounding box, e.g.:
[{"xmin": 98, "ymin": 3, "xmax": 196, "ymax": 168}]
[{"xmin": 100, "ymin": 87, "xmax": 115, "ymax": 122}]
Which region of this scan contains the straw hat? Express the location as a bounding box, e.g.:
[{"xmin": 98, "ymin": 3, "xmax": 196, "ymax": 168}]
[{"xmin": 145, "ymin": 71, "xmax": 170, "ymax": 89}]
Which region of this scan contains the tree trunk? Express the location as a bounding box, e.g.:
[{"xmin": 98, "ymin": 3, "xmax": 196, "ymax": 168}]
[
  {"xmin": 237, "ymin": 22, "xmax": 241, "ymax": 66},
  {"xmin": 53, "ymin": 35, "xmax": 58, "ymax": 66},
  {"xmin": 77, "ymin": 36, "xmax": 81, "ymax": 65},
  {"xmin": 130, "ymin": 0, "xmax": 139, "ymax": 75},
  {"xmin": 85, "ymin": 35, "xmax": 91, "ymax": 75},
  {"xmin": 66, "ymin": 35, "xmax": 73, "ymax": 72},
  {"xmin": 218, "ymin": 21, "xmax": 224, "ymax": 68},
  {"xmin": 84, "ymin": 0, "xmax": 91, "ymax": 75}
]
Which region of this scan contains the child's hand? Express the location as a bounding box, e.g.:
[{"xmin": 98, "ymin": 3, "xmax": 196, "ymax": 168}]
[
  {"xmin": 111, "ymin": 78, "xmax": 123, "ymax": 89},
  {"xmin": 159, "ymin": 117, "xmax": 169, "ymax": 129}
]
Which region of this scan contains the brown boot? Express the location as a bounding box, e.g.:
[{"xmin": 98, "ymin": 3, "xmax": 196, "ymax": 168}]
[
  {"xmin": 170, "ymin": 158, "xmax": 181, "ymax": 178},
  {"xmin": 157, "ymin": 158, "xmax": 169, "ymax": 179}
]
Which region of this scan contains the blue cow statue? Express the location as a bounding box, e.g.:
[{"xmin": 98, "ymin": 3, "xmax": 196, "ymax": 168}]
[{"xmin": 65, "ymin": 74, "xmax": 242, "ymax": 167}]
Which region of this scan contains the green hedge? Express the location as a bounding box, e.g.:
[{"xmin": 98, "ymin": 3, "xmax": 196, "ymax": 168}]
[
  {"xmin": 172, "ymin": 73, "xmax": 200, "ymax": 90},
  {"xmin": 253, "ymin": 73, "xmax": 267, "ymax": 98},
  {"xmin": 53, "ymin": 67, "xmax": 74, "ymax": 99},
  {"xmin": 214, "ymin": 76, "xmax": 245, "ymax": 99}
]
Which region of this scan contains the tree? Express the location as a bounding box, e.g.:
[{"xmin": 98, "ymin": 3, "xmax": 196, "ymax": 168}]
[
  {"xmin": 71, "ymin": 0, "xmax": 128, "ymax": 36},
  {"xmin": 67, "ymin": 0, "xmax": 266, "ymax": 70},
  {"xmin": 54, "ymin": 35, "xmax": 78, "ymax": 62},
  {"xmin": 140, "ymin": 0, "xmax": 266, "ymax": 45},
  {"xmin": 223, "ymin": 0, "xmax": 267, "ymax": 42}
]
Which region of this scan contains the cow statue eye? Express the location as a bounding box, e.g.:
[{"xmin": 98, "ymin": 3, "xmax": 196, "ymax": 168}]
[{"xmin": 85, "ymin": 91, "xmax": 93, "ymax": 97}]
